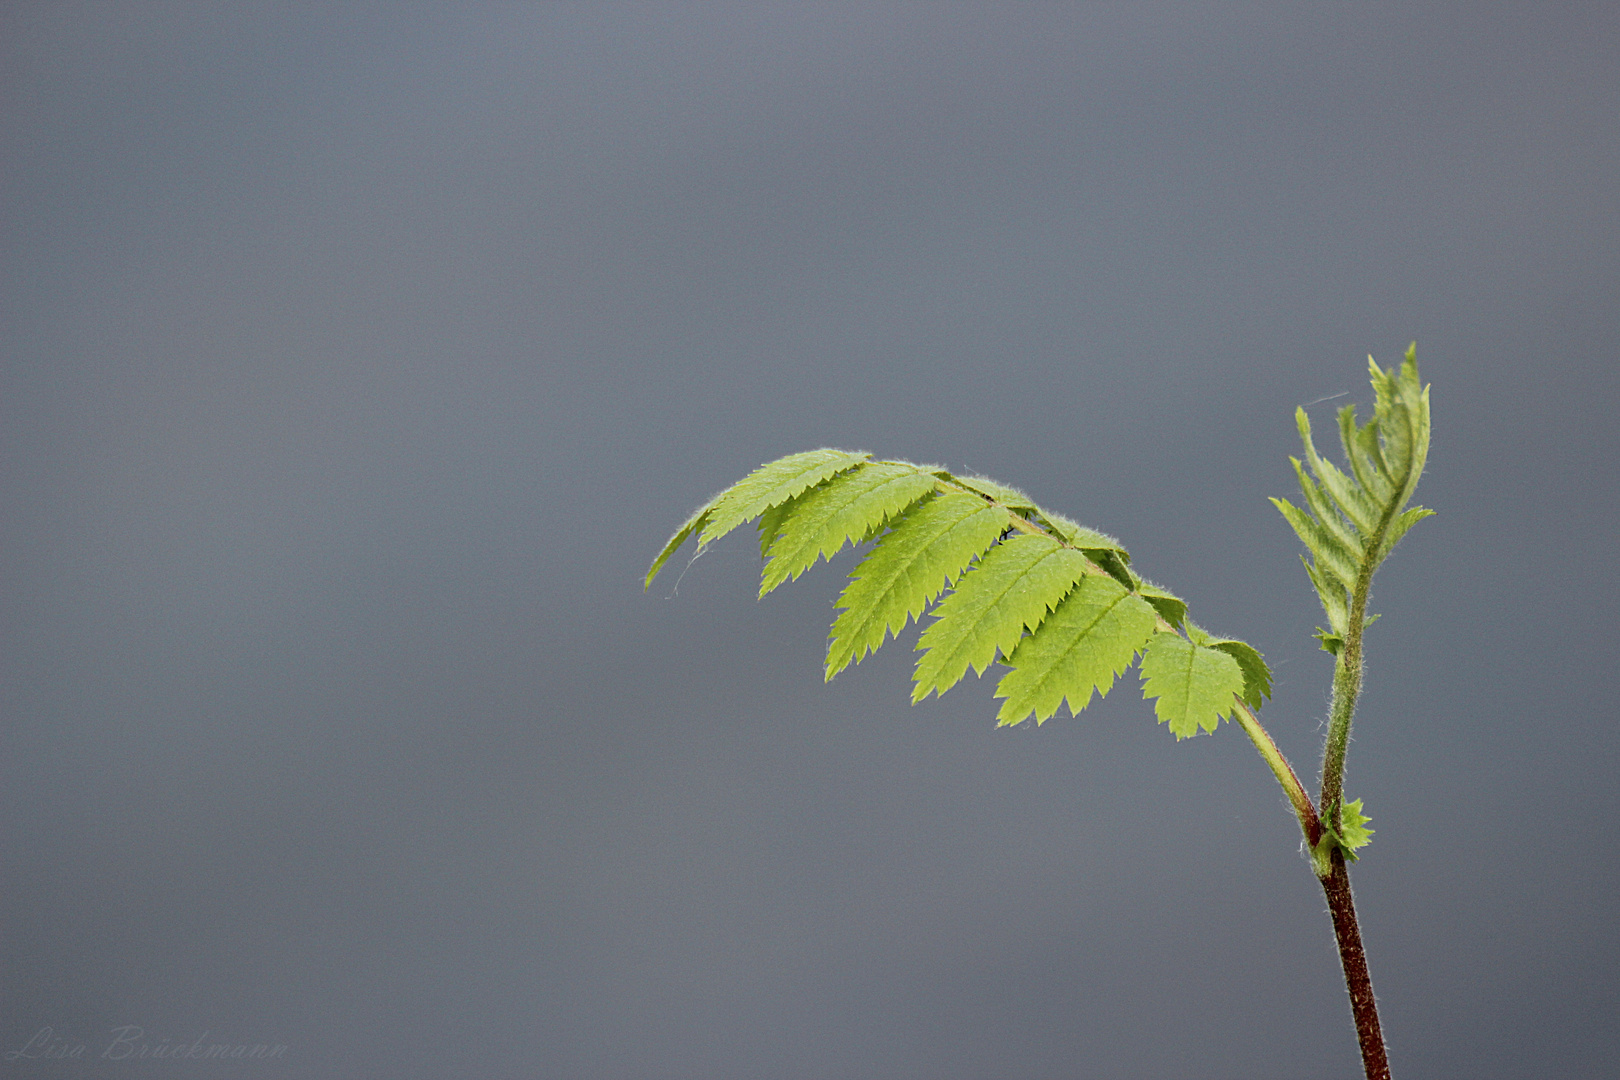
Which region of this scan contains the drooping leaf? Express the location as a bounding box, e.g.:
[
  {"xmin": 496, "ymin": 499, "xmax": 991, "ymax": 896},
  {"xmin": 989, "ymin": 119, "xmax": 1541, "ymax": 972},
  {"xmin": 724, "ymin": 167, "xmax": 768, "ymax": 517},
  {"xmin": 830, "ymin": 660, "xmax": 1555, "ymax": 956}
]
[
  {"xmin": 760, "ymin": 463, "xmax": 938, "ymax": 595},
  {"xmin": 912, "ymin": 534, "xmax": 1092, "ymax": 701},
  {"xmin": 825, "ymin": 492, "xmax": 1008, "ymax": 678},
  {"xmin": 699, "ymin": 448, "xmax": 869, "ymax": 549},
  {"xmin": 757, "ymin": 498, "xmax": 795, "ymax": 557},
  {"xmin": 645, "ymin": 492, "xmax": 724, "ymax": 588},
  {"xmin": 993, "ymin": 575, "xmax": 1158, "ymax": 725},
  {"xmin": 1139, "ymin": 632, "xmax": 1246, "ymax": 739}
]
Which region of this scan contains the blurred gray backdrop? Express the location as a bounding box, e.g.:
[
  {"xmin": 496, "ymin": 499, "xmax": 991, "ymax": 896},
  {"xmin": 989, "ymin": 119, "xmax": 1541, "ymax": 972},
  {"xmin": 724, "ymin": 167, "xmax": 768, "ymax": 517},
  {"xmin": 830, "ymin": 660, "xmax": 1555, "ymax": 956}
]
[{"xmin": 3, "ymin": 4, "xmax": 1616, "ymax": 1078}]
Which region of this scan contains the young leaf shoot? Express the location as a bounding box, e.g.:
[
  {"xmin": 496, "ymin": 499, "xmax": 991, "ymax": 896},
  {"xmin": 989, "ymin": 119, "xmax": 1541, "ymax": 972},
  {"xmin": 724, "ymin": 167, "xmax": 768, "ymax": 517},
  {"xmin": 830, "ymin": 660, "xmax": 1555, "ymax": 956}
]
[{"xmin": 646, "ymin": 348, "xmax": 1432, "ymax": 1080}]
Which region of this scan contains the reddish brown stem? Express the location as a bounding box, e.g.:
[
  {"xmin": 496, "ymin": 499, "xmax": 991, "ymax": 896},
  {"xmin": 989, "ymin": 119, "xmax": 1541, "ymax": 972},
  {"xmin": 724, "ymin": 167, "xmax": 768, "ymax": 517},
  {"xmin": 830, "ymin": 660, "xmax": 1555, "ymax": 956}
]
[{"xmin": 1320, "ymin": 851, "xmax": 1390, "ymax": 1079}]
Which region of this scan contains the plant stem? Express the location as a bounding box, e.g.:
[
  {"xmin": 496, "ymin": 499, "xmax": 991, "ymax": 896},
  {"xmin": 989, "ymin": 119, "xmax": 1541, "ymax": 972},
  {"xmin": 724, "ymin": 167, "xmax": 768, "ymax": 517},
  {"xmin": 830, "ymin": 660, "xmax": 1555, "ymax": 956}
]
[
  {"xmin": 1231, "ymin": 699, "xmax": 1387, "ymax": 1076},
  {"xmin": 1322, "ymin": 487, "xmax": 1398, "ymax": 815},
  {"xmin": 1317, "ymin": 524, "xmax": 1394, "ymax": 1077},
  {"xmin": 1319, "ymin": 619, "xmax": 1365, "ymax": 816},
  {"xmin": 1321, "ymin": 852, "xmax": 1390, "ymax": 1080},
  {"xmin": 1231, "ymin": 701, "xmax": 1319, "ymax": 843}
]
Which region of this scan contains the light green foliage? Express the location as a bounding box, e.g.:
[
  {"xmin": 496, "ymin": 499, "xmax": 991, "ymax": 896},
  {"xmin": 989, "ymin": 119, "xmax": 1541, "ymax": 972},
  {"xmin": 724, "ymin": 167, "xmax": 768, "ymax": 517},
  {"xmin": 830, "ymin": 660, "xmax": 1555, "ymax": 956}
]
[
  {"xmin": 701, "ymin": 448, "xmax": 869, "ymax": 549},
  {"xmin": 1139, "ymin": 632, "xmax": 1247, "ymax": 738},
  {"xmin": 1339, "ymin": 798, "xmax": 1373, "ymax": 853},
  {"xmin": 825, "ymin": 492, "xmax": 1007, "ymax": 678},
  {"xmin": 955, "ymin": 475, "xmax": 1038, "ymax": 512},
  {"xmin": 1211, "ymin": 641, "xmax": 1272, "ymax": 709},
  {"xmin": 994, "ymin": 576, "xmax": 1158, "ymax": 725},
  {"xmin": 1028, "ymin": 509, "xmax": 1129, "ymax": 560},
  {"xmin": 1271, "ymin": 346, "xmax": 1433, "ymax": 649},
  {"xmin": 911, "ymin": 533, "xmax": 1093, "ymax": 701},
  {"xmin": 646, "ymin": 493, "xmax": 724, "ymax": 588},
  {"xmin": 1314, "ymin": 797, "xmax": 1375, "ymax": 869},
  {"xmin": 1179, "ymin": 622, "xmax": 1273, "ymax": 710},
  {"xmin": 646, "ymin": 451, "xmax": 1270, "ymax": 738},
  {"xmin": 647, "ymin": 354, "xmax": 1435, "ymax": 1075},
  {"xmin": 759, "ymin": 463, "xmax": 937, "ymax": 595}
]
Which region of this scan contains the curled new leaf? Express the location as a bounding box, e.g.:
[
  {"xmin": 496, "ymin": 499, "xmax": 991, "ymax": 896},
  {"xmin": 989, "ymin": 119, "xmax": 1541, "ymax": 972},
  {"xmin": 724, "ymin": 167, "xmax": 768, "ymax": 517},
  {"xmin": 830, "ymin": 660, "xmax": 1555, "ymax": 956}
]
[
  {"xmin": 1314, "ymin": 797, "xmax": 1375, "ymax": 871},
  {"xmin": 1273, "ymin": 345, "xmax": 1433, "ymax": 632}
]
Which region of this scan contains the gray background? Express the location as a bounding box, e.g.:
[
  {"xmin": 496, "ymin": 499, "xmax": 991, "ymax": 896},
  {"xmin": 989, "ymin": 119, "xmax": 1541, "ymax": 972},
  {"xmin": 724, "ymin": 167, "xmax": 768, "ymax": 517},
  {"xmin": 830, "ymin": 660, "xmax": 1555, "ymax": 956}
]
[{"xmin": 3, "ymin": 4, "xmax": 1616, "ymax": 1078}]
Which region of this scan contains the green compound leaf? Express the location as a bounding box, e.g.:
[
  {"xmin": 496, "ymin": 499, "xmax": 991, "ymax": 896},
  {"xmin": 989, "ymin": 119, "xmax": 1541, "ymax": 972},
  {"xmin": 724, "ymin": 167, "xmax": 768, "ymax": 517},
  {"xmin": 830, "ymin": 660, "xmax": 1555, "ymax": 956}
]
[
  {"xmin": 1035, "ymin": 511, "xmax": 1130, "ymax": 558},
  {"xmin": 756, "ymin": 499, "xmax": 795, "ymax": 557},
  {"xmin": 699, "ymin": 448, "xmax": 869, "ymax": 549},
  {"xmin": 1036, "ymin": 511, "xmax": 1134, "ymax": 587},
  {"xmin": 825, "ymin": 492, "xmax": 1008, "ymax": 679},
  {"xmin": 912, "ymin": 534, "xmax": 1091, "ymax": 702},
  {"xmin": 1140, "ymin": 632, "xmax": 1246, "ymax": 739},
  {"xmin": 993, "ymin": 575, "xmax": 1159, "ymax": 725},
  {"xmin": 1297, "ymin": 410, "xmax": 1381, "ymax": 536},
  {"xmin": 1289, "ymin": 456, "xmax": 1365, "ymax": 558},
  {"xmin": 760, "ymin": 463, "xmax": 938, "ymax": 596},
  {"xmin": 650, "ymin": 449, "xmax": 1284, "ymax": 744}
]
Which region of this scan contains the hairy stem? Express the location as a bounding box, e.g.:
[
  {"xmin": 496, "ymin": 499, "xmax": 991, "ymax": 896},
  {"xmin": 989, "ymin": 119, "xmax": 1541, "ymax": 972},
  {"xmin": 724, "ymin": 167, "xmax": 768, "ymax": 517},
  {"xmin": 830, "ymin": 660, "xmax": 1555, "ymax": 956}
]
[
  {"xmin": 1321, "ymin": 478, "xmax": 1401, "ymax": 815},
  {"xmin": 1236, "ymin": 694, "xmax": 1386, "ymax": 1077},
  {"xmin": 1231, "ymin": 700, "xmax": 1319, "ymax": 844},
  {"xmin": 1317, "ymin": 520, "xmax": 1396, "ymax": 1076},
  {"xmin": 1321, "ymin": 852, "xmax": 1390, "ymax": 1080},
  {"xmin": 1319, "ymin": 567, "xmax": 1372, "ymax": 816}
]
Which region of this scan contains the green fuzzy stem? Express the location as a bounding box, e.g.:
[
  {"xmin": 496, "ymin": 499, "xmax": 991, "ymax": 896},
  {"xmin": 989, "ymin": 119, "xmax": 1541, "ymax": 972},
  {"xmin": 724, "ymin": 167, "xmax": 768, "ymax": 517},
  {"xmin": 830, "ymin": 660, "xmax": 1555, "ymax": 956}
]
[
  {"xmin": 1318, "ymin": 466, "xmax": 1395, "ymax": 848},
  {"xmin": 1319, "ymin": 616, "xmax": 1365, "ymax": 846},
  {"xmin": 1231, "ymin": 700, "xmax": 1319, "ymax": 846}
]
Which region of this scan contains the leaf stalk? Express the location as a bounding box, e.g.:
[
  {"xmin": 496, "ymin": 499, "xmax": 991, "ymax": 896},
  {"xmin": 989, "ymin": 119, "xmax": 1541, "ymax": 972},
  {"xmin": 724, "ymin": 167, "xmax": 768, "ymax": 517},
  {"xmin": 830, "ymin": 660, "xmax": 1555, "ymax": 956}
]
[{"xmin": 1230, "ymin": 700, "xmax": 1319, "ymax": 844}]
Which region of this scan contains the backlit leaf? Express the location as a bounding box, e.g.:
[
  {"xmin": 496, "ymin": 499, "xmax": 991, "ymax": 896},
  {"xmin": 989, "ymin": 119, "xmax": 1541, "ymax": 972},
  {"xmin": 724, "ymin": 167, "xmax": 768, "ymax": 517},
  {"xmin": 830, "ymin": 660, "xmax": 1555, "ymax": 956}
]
[
  {"xmin": 825, "ymin": 492, "xmax": 1007, "ymax": 678},
  {"xmin": 645, "ymin": 493, "xmax": 723, "ymax": 588},
  {"xmin": 1140, "ymin": 633, "xmax": 1246, "ymax": 739},
  {"xmin": 994, "ymin": 576, "xmax": 1158, "ymax": 724},
  {"xmin": 700, "ymin": 449, "xmax": 869, "ymax": 549},
  {"xmin": 760, "ymin": 463, "xmax": 938, "ymax": 595},
  {"xmin": 912, "ymin": 534, "xmax": 1091, "ymax": 701}
]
